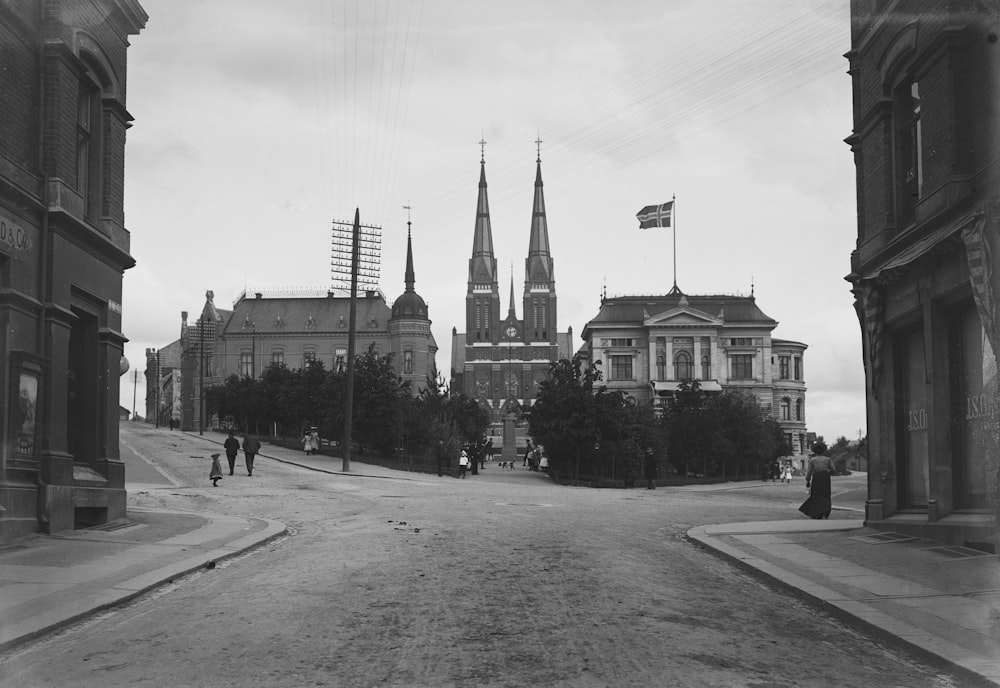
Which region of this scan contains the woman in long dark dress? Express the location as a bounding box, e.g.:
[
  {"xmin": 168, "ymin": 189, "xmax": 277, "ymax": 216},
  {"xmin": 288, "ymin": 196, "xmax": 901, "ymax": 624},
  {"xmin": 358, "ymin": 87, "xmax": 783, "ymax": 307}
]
[{"xmin": 801, "ymin": 441, "xmax": 835, "ymax": 519}]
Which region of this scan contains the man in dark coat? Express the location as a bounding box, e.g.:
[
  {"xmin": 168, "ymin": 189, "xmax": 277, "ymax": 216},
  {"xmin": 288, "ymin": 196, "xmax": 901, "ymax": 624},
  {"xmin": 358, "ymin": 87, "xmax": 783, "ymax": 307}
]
[
  {"xmin": 223, "ymin": 430, "xmax": 241, "ymax": 475},
  {"xmin": 644, "ymin": 448, "xmax": 657, "ymax": 490},
  {"xmin": 242, "ymin": 434, "xmax": 261, "ymax": 476}
]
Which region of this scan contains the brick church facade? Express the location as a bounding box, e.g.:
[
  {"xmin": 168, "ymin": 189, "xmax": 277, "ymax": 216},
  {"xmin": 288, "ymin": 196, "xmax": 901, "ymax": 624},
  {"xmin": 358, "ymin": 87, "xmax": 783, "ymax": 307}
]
[{"xmin": 451, "ymin": 149, "xmax": 574, "ymax": 437}]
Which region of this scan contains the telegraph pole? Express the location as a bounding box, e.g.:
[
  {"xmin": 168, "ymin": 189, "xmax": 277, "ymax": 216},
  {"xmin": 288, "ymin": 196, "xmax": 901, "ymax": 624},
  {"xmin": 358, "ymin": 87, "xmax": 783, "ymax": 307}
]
[
  {"xmin": 199, "ymin": 318, "xmax": 205, "ymax": 435},
  {"xmin": 342, "ymin": 208, "xmax": 361, "ymax": 472}
]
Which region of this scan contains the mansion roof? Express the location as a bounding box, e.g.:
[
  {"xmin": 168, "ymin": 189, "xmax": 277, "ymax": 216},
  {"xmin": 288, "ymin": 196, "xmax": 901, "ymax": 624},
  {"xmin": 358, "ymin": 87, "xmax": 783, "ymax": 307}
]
[{"xmin": 583, "ymin": 293, "xmax": 777, "ymax": 335}]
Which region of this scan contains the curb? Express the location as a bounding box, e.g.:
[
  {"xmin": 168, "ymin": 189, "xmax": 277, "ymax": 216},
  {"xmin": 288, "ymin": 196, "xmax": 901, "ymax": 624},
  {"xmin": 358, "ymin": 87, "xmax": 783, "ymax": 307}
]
[
  {"xmin": 0, "ymin": 511, "xmax": 287, "ymax": 653},
  {"xmin": 687, "ymin": 523, "xmax": 1000, "ymax": 688}
]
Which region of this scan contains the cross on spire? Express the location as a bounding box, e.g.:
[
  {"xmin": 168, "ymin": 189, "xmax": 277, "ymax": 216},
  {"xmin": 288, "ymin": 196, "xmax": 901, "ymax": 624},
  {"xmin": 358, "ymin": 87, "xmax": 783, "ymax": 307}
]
[
  {"xmin": 479, "ymin": 134, "xmax": 487, "ymax": 163},
  {"xmin": 535, "ymin": 133, "xmax": 543, "ymax": 162}
]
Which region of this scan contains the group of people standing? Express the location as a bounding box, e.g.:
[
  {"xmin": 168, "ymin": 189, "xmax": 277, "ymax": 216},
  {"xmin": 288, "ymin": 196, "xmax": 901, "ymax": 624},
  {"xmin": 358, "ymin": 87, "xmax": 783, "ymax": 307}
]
[{"xmin": 208, "ymin": 430, "xmax": 261, "ymax": 486}]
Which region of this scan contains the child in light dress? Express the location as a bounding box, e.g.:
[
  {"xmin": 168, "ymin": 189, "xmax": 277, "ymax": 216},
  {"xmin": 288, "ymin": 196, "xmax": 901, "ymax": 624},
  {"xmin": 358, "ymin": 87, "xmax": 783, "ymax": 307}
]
[{"xmin": 209, "ymin": 453, "xmax": 224, "ymax": 486}]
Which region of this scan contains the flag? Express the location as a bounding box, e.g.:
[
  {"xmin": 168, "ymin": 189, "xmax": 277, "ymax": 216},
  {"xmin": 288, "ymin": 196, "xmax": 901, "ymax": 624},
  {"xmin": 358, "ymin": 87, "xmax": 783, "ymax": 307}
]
[{"xmin": 637, "ymin": 201, "xmax": 673, "ymax": 229}]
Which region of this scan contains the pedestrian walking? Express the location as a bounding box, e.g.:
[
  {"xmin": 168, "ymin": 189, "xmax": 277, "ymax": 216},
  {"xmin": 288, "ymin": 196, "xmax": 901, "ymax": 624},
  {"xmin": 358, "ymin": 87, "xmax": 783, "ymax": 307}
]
[
  {"xmin": 458, "ymin": 449, "xmax": 469, "ymax": 478},
  {"xmin": 301, "ymin": 427, "xmax": 320, "ymax": 455},
  {"xmin": 799, "ymin": 441, "xmax": 835, "ymax": 519},
  {"xmin": 523, "ymin": 439, "xmax": 533, "ymax": 467},
  {"xmin": 209, "ymin": 453, "xmax": 223, "ymax": 487},
  {"xmin": 780, "ymin": 461, "xmax": 793, "ymax": 483},
  {"xmin": 486, "ymin": 437, "xmax": 494, "ymax": 462},
  {"xmin": 242, "ymin": 434, "xmax": 261, "ymax": 476},
  {"xmin": 644, "ymin": 448, "xmax": 657, "ymax": 489},
  {"xmin": 223, "ymin": 429, "xmax": 240, "ymax": 475}
]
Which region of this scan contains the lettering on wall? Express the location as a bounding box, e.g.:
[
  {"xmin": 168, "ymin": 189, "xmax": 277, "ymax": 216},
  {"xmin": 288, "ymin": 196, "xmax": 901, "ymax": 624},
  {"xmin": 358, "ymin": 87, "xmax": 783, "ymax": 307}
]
[
  {"xmin": 0, "ymin": 212, "xmax": 34, "ymax": 254},
  {"xmin": 965, "ymin": 394, "xmax": 999, "ymax": 421},
  {"xmin": 907, "ymin": 408, "xmax": 927, "ymax": 431}
]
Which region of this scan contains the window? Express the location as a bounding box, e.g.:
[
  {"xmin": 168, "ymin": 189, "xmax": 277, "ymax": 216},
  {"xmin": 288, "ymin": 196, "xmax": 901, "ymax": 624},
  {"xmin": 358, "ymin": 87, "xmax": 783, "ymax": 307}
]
[
  {"xmin": 795, "ymin": 398, "xmax": 803, "ymax": 421},
  {"xmin": 335, "ymin": 348, "xmax": 346, "ymax": 372},
  {"xmin": 793, "ymin": 357, "xmax": 802, "ymax": 380},
  {"xmin": 656, "ymin": 355, "xmax": 665, "ymax": 380},
  {"xmin": 674, "ymin": 351, "xmax": 693, "ymax": 381},
  {"xmin": 894, "ymin": 79, "xmax": 922, "ymax": 228},
  {"xmin": 303, "ymin": 350, "xmax": 317, "ymax": 366},
  {"xmin": 609, "ymin": 338, "xmax": 633, "ymax": 347},
  {"xmin": 271, "ymin": 350, "xmax": 284, "ymax": 367},
  {"xmin": 701, "ymin": 355, "xmax": 710, "ymax": 380},
  {"xmin": 77, "ymin": 69, "xmax": 102, "ymax": 218},
  {"xmin": 779, "ymin": 356, "xmax": 790, "ymax": 379},
  {"xmin": 780, "ymin": 397, "xmax": 791, "ymax": 420},
  {"xmin": 730, "ymin": 337, "xmax": 753, "ymax": 346},
  {"xmin": 403, "ymin": 349, "xmax": 414, "ymax": 375},
  {"xmin": 730, "ymin": 354, "xmax": 753, "ymax": 380},
  {"xmin": 240, "ymin": 351, "xmax": 252, "ymax": 377},
  {"xmin": 611, "ymin": 355, "xmax": 632, "ymax": 380}
]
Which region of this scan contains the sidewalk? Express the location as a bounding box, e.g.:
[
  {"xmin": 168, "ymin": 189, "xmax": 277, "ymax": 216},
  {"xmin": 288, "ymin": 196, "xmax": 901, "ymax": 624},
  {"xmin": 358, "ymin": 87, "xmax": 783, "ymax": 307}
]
[
  {"xmin": 0, "ymin": 507, "xmax": 285, "ymax": 651},
  {"xmin": 688, "ymin": 519, "xmax": 1000, "ymax": 686}
]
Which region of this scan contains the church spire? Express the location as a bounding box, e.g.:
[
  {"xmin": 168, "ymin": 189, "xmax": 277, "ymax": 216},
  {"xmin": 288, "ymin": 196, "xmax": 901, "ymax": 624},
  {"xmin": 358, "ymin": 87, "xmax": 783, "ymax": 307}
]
[
  {"xmin": 404, "ymin": 217, "xmax": 415, "ymax": 292},
  {"xmin": 508, "ymin": 264, "xmax": 517, "ymax": 316},
  {"xmin": 525, "ymin": 137, "xmax": 552, "ymax": 283},
  {"xmin": 468, "ymin": 137, "xmax": 497, "ymax": 284}
]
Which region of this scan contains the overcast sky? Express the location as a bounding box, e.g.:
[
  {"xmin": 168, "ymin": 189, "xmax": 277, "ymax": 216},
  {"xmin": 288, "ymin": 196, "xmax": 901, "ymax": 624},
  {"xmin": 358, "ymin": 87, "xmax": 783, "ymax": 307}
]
[{"xmin": 122, "ymin": 0, "xmax": 864, "ymax": 442}]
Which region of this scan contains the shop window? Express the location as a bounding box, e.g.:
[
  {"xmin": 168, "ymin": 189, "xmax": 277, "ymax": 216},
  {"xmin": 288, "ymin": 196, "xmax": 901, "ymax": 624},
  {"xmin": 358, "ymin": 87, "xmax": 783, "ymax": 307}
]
[
  {"xmin": 947, "ymin": 303, "xmax": 995, "ymax": 509},
  {"xmin": 893, "ymin": 325, "xmax": 929, "ymax": 508}
]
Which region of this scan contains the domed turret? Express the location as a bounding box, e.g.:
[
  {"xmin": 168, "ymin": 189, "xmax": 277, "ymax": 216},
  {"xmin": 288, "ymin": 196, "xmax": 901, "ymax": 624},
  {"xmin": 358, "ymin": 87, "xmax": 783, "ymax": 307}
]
[{"xmin": 391, "ymin": 220, "xmax": 429, "ymax": 320}]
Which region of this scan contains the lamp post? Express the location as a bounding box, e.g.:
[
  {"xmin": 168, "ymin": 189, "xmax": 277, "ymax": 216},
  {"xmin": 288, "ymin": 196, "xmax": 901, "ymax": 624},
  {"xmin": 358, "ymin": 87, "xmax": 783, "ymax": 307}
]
[
  {"xmin": 152, "ymin": 349, "xmax": 159, "ymax": 428},
  {"xmin": 200, "ymin": 321, "xmax": 206, "ymax": 434}
]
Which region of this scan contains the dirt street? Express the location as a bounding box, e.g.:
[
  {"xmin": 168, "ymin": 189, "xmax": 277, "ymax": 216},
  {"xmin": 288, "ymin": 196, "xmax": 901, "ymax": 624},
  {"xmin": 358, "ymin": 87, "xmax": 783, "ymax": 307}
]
[{"xmin": 0, "ymin": 424, "xmax": 965, "ymax": 687}]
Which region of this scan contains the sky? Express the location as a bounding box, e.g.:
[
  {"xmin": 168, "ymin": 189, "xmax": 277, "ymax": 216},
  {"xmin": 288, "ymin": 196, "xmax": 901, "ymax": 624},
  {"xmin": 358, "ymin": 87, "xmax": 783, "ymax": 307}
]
[{"xmin": 121, "ymin": 0, "xmax": 865, "ymax": 443}]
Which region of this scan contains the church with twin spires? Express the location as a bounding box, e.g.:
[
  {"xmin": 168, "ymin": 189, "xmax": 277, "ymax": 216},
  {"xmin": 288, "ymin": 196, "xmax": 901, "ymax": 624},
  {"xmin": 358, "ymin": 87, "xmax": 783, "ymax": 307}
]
[{"xmin": 451, "ymin": 143, "xmax": 575, "ymax": 427}]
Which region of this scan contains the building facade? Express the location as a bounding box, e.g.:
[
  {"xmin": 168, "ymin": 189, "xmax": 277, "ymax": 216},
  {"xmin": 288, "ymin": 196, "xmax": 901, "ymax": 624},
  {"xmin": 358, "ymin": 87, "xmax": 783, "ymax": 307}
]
[
  {"xmin": 845, "ymin": 1, "xmax": 999, "ymax": 544},
  {"xmin": 171, "ymin": 227, "xmax": 436, "ymax": 431},
  {"xmin": 579, "ymin": 291, "xmax": 809, "ymax": 455},
  {"xmin": 0, "ymin": 1, "xmax": 146, "ymax": 542},
  {"xmin": 450, "ymin": 151, "xmax": 574, "ymax": 430}
]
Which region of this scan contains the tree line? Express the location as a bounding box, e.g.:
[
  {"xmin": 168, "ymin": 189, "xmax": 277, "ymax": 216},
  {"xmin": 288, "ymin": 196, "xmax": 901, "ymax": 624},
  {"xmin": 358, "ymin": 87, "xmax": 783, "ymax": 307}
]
[
  {"xmin": 527, "ymin": 359, "xmax": 787, "ymax": 483},
  {"xmin": 205, "ymin": 345, "xmax": 490, "ymax": 457},
  {"xmin": 207, "ymin": 349, "xmax": 788, "ymax": 480}
]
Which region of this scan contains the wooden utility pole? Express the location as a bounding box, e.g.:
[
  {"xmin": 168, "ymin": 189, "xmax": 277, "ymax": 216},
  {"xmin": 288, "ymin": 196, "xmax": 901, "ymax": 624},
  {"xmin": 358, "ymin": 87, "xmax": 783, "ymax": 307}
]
[{"xmin": 342, "ymin": 208, "xmax": 361, "ymax": 472}]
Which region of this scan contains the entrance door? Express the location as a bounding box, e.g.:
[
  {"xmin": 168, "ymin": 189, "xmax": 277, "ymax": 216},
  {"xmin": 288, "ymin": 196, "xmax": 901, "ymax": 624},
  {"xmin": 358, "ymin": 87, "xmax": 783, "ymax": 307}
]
[
  {"xmin": 67, "ymin": 309, "xmax": 99, "ymax": 463},
  {"xmin": 894, "ymin": 326, "xmax": 929, "ymax": 508}
]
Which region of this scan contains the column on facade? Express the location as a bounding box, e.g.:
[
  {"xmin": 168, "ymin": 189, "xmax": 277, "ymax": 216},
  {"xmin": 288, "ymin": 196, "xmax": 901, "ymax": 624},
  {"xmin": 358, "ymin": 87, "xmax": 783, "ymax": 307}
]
[
  {"xmin": 712, "ymin": 339, "xmax": 722, "ymax": 383},
  {"xmin": 665, "ymin": 338, "xmax": 673, "ymax": 380},
  {"xmin": 693, "ymin": 338, "xmax": 702, "ymax": 380},
  {"xmin": 648, "ymin": 337, "xmax": 657, "ymax": 382}
]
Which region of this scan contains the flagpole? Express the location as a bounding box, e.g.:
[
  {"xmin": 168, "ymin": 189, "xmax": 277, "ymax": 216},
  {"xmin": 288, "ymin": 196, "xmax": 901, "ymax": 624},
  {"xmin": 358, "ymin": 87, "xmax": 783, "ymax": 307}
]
[{"xmin": 672, "ymin": 193, "xmax": 677, "ymax": 291}]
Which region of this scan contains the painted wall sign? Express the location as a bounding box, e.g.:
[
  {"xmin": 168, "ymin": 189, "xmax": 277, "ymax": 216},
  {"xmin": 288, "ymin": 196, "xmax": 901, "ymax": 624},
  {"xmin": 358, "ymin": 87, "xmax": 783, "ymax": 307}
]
[
  {"xmin": 0, "ymin": 211, "xmax": 34, "ymax": 253},
  {"xmin": 965, "ymin": 394, "xmax": 998, "ymax": 421},
  {"xmin": 907, "ymin": 408, "xmax": 927, "ymax": 431}
]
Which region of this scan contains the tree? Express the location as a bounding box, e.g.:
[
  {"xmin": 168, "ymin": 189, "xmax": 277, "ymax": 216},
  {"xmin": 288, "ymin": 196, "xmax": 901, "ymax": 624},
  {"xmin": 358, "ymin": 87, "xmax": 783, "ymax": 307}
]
[
  {"xmin": 349, "ymin": 345, "xmax": 410, "ymax": 454},
  {"xmin": 528, "ymin": 357, "xmax": 643, "ymax": 481}
]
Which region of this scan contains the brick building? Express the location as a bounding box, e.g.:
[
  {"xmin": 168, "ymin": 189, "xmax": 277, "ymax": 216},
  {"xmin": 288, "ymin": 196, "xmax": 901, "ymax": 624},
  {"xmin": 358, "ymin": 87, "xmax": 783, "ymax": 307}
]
[
  {"xmin": 0, "ymin": 1, "xmax": 147, "ymax": 541},
  {"xmin": 845, "ymin": 0, "xmax": 998, "ymax": 544},
  {"xmin": 450, "ymin": 149, "xmax": 575, "ymax": 455},
  {"xmin": 163, "ymin": 225, "xmax": 437, "ymax": 432}
]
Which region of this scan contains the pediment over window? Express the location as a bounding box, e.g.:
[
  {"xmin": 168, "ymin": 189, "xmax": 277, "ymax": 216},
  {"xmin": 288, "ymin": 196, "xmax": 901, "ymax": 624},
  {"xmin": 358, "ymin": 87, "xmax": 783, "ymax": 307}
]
[{"xmin": 645, "ymin": 307, "xmax": 721, "ymax": 327}]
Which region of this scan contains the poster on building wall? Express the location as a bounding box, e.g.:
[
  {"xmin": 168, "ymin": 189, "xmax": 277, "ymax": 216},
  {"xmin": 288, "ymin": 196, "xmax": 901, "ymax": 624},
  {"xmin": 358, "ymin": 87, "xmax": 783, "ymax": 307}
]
[{"xmin": 16, "ymin": 371, "xmax": 38, "ymax": 455}]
